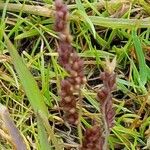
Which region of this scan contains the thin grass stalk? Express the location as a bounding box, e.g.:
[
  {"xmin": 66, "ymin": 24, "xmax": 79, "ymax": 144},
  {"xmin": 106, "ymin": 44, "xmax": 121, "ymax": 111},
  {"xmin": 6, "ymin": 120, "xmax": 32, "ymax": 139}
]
[{"xmin": 0, "ymin": 2, "xmax": 52, "ymax": 17}]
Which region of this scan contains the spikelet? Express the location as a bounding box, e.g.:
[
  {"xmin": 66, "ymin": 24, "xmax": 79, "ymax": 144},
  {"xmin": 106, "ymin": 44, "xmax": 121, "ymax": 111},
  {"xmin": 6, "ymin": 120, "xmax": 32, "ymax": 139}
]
[
  {"xmin": 81, "ymin": 58, "xmax": 116, "ymax": 150},
  {"xmin": 81, "ymin": 125, "xmax": 104, "ymax": 150},
  {"xmin": 98, "ymin": 58, "xmax": 116, "ymax": 130},
  {"xmin": 55, "ymin": 0, "xmax": 86, "ymax": 124}
]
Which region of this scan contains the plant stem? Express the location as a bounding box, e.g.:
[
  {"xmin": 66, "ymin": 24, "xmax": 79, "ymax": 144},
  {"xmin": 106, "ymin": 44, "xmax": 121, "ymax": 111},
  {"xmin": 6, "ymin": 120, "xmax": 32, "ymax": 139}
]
[
  {"xmin": 101, "ymin": 95, "xmax": 111, "ymax": 150},
  {"xmin": 0, "ymin": 2, "xmax": 52, "ymax": 17},
  {"xmin": 78, "ymin": 91, "xmax": 83, "ymax": 145}
]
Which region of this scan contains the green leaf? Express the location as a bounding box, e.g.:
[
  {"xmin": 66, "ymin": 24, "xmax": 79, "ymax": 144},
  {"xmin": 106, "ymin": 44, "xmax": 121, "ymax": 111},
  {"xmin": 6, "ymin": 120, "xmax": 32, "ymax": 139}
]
[
  {"xmin": 15, "ymin": 29, "xmax": 39, "ymax": 40},
  {"xmin": 89, "ymin": 16, "xmax": 150, "ymax": 28},
  {"xmin": 37, "ymin": 116, "xmax": 52, "ymax": 150},
  {"xmin": 75, "ymin": 0, "xmax": 96, "ymax": 38},
  {"xmin": 132, "ymin": 30, "xmax": 147, "ymax": 86},
  {"xmin": 4, "ymin": 33, "xmax": 62, "ymax": 150},
  {"xmin": 4, "ymin": 33, "xmax": 48, "ymax": 118}
]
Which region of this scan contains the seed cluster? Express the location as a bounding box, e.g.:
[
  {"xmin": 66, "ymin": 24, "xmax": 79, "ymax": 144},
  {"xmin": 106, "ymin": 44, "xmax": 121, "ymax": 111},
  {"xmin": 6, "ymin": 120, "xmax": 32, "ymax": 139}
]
[
  {"xmin": 82, "ymin": 60, "xmax": 116, "ymax": 149},
  {"xmin": 55, "ymin": 0, "xmax": 71, "ymax": 66},
  {"xmin": 81, "ymin": 125, "xmax": 103, "ymax": 150},
  {"xmin": 55, "ymin": 0, "xmax": 116, "ymax": 148},
  {"xmin": 98, "ymin": 71, "xmax": 116, "ymax": 129},
  {"xmin": 55, "ymin": 0, "xmax": 86, "ymax": 124}
]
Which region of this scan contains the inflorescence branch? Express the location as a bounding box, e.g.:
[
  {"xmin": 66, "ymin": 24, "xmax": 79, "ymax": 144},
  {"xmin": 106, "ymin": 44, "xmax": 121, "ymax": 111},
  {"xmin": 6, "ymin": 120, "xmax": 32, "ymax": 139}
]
[
  {"xmin": 55, "ymin": 0, "xmax": 86, "ymax": 125},
  {"xmin": 81, "ymin": 58, "xmax": 116, "ymax": 150},
  {"xmin": 55, "ymin": 0, "xmax": 116, "ymax": 149}
]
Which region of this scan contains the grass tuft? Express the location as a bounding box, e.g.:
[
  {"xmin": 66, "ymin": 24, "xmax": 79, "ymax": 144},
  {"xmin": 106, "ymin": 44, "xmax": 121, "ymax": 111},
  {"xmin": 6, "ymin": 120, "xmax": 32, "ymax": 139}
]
[{"xmin": 0, "ymin": 0, "xmax": 150, "ymax": 149}]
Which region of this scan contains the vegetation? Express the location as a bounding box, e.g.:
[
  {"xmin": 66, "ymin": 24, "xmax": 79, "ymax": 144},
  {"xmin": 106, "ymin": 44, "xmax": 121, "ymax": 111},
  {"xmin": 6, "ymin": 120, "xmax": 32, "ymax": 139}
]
[{"xmin": 0, "ymin": 0, "xmax": 150, "ymax": 149}]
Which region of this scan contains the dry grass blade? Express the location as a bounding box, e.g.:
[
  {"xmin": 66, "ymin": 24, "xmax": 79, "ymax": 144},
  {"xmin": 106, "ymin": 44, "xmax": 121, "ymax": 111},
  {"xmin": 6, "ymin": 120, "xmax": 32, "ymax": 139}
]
[
  {"xmin": 0, "ymin": 2, "xmax": 52, "ymax": 17},
  {"xmin": 0, "ymin": 103, "xmax": 27, "ymax": 150}
]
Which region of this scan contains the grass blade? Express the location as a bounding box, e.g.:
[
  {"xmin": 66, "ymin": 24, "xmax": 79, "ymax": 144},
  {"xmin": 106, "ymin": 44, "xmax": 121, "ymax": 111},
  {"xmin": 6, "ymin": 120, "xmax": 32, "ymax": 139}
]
[
  {"xmin": 37, "ymin": 116, "xmax": 51, "ymax": 150},
  {"xmin": 4, "ymin": 33, "xmax": 48, "ymax": 116},
  {"xmin": 132, "ymin": 30, "xmax": 147, "ymax": 86},
  {"xmin": 89, "ymin": 16, "xmax": 150, "ymax": 28},
  {"xmin": 75, "ymin": 0, "xmax": 96, "ymax": 38},
  {"xmin": 4, "ymin": 33, "xmax": 52, "ymax": 149},
  {"xmin": 0, "ymin": 103, "xmax": 27, "ymax": 150}
]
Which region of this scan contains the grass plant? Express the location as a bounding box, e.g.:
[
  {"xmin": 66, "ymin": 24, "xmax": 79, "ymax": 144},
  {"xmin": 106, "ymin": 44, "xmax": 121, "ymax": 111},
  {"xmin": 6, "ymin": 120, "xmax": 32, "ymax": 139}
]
[{"xmin": 0, "ymin": 0, "xmax": 150, "ymax": 149}]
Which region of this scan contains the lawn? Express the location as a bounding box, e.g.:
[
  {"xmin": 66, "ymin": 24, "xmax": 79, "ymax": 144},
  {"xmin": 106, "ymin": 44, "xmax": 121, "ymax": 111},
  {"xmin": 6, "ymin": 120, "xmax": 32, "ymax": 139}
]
[{"xmin": 0, "ymin": 0, "xmax": 150, "ymax": 149}]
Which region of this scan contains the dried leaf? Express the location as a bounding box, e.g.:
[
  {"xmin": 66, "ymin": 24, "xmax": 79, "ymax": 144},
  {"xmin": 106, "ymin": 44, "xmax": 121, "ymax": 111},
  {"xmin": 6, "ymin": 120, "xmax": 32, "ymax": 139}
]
[{"xmin": 0, "ymin": 104, "xmax": 27, "ymax": 150}]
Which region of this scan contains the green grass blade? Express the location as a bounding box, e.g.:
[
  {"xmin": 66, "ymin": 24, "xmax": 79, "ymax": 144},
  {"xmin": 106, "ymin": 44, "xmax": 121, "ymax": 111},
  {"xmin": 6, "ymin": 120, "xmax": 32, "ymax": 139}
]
[
  {"xmin": 132, "ymin": 30, "xmax": 147, "ymax": 86},
  {"xmin": 4, "ymin": 33, "xmax": 61, "ymax": 150},
  {"xmin": 4, "ymin": 33, "xmax": 48, "ymax": 117},
  {"xmin": 75, "ymin": 0, "xmax": 96, "ymax": 38},
  {"xmin": 0, "ymin": 0, "xmax": 9, "ymax": 50},
  {"xmin": 38, "ymin": 111, "xmax": 62, "ymax": 150},
  {"xmin": 15, "ymin": 29, "xmax": 39, "ymax": 40},
  {"xmin": 37, "ymin": 116, "xmax": 51, "ymax": 150},
  {"xmin": 89, "ymin": 16, "xmax": 150, "ymax": 28}
]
